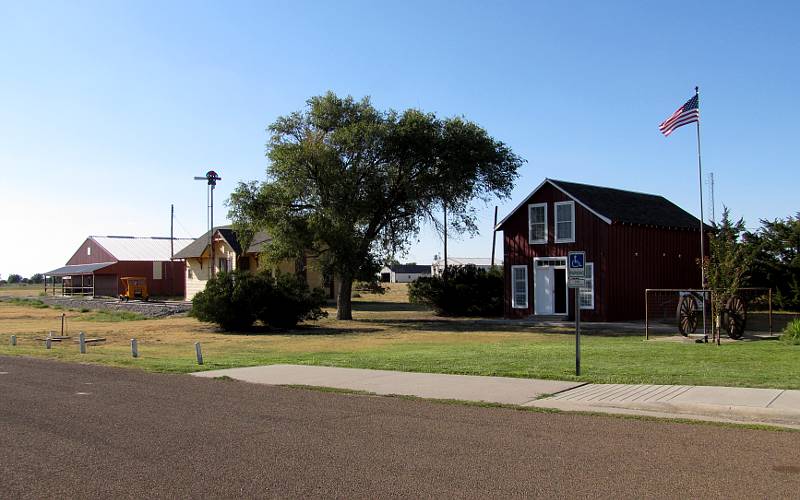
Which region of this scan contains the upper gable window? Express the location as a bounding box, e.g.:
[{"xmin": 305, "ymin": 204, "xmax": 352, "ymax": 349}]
[
  {"xmin": 555, "ymin": 201, "xmax": 575, "ymax": 243},
  {"xmin": 528, "ymin": 203, "xmax": 547, "ymax": 244},
  {"xmin": 87, "ymin": 247, "xmax": 91, "ymax": 256}
]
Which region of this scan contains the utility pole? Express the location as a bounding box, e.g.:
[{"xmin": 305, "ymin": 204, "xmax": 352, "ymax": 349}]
[
  {"xmin": 491, "ymin": 205, "xmax": 498, "ymax": 267},
  {"xmin": 443, "ymin": 203, "xmax": 448, "ymax": 277},
  {"xmin": 708, "ymin": 172, "xmax": 716, "ymax": 225},
  {"xmin": 170, "ymin": 204, "xmax": 174, "ymax": 259},
  {"xmin": 194, "ymin": 171, "xmax": 221, "ymax": 279}
]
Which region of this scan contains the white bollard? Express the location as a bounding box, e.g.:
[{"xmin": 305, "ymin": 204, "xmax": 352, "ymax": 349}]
[
  {"xmin": 10, "ymin": 335, "xmax": 16, "ymax": 346},
  {"xmin": 131, "ymin": 338, "xmax": 138, "ymax": 358},
  {"xmin": 45, "ymin": 337, "xmax": 52, "ymax": 349},
  {"xmin": 79, "ymin": 332, "xmax": 86, "ymax": 354},
  {"xmin": 194, "ymin": 342, "xmax": 203, "ymax": 365}
]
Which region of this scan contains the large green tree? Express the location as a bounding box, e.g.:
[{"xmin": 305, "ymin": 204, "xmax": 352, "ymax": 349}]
[
  {"xmin": 229, "ymin": 92, "xmax": 523, "ymax": 320},
  {"xmin": 744, "ymin": 213, "xmax": 800, "ymax": 310}
]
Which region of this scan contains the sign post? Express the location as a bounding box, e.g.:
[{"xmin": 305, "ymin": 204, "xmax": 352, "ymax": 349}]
[{"xmin": 567, "ymin": 251, "xmax": 586, "ymax": 376}]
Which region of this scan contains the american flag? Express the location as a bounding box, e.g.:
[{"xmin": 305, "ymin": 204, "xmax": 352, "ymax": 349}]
[{"xmin": 659, "ymin": 94, "xmax": 700, "ymax": 137}]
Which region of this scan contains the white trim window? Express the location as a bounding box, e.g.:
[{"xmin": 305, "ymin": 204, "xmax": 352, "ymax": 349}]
[
  {"xmin": 579, "ymin": 262, "xmax": 594, "ymax": 310},
  {"xmin": 555, "ymin": 201, "xmax": 575, "ymax": 243},
  {"xmin": 528, "ymin": 203, "xmax": 547, "ymax": 244},
  {"xmin": 511, "ymin": 265, "xmax": 528, "ymax": 309}
]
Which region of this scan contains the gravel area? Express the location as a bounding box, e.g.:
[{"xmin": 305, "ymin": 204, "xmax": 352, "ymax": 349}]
[{"xmin": 1, "ymin": 295, "xmax": 191, "ymax": 318}]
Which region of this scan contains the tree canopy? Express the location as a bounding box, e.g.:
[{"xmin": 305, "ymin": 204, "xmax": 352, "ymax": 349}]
[
  {"xmin": 229, "ymin": 92, "xmax": 524, "ymax": 319},
  {"xmin": 744, "ymin": 213, "xmax": 800, "ymax": 310},
  {"xmin": 703, "ymin": 207, "xmax": 755, "ymax": 333}
]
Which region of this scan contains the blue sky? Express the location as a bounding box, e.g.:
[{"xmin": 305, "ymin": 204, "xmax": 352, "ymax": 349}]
[{"xmin": 2, "ymin": 1, "xmax": 798, "ymax": 278}]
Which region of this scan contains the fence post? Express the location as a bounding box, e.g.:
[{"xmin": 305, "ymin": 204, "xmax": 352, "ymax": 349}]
[
  {"xmin": 644, "ymin": 290, "xmax": 649, "ymax": 340},
  {"xmin": 768, "ymin": 288, "xmax": 773, "ymax": 336},
  {"xmin": 131, "ymin": 338, "xmax": 138, "ymax": 358},
  {"xmin": 195, "ymin": 342, "xmax": 203, "ymax": 365},
  {"xmin": 45, "ymin": 337, "xmax": 52, "ymax": 349},
  {"xmin": 79, "ymin": 332, "xmax": 86, "ymax": 354},
  {"xmin": 10, "ymin": 335, "xmax": 16, "ymax": 346}
]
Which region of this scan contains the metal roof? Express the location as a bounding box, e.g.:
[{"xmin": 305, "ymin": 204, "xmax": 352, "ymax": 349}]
[
  {"xmin": 385, "ymin": 264, "xmax": 431, "ymax": 274},
  {"xmin": 496, "ymin": 178, "xmax": 702, "ymax": 231},
  {"xmin": 91, "ymin": 236, "xmax": 194, "ymax": 261},
  {"xmin": 432, "ymin": 257, "xmax": 497, "ymax": 267},
  {"xmin": 44, "ymin": 262, "xmax": 116, "ymax": 276}
]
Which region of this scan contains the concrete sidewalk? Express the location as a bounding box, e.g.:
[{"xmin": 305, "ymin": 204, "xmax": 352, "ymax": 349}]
[
  {"xmin": 192, "ymin": 364, "xmax": 582, "ymax": 404},
  {"xmin": 192, "ymin": 364, "xmax": 800, "ymax": 429},
  {"xmin": 525, "ymin": 383, "xmax": 800, "ymax": 429}
]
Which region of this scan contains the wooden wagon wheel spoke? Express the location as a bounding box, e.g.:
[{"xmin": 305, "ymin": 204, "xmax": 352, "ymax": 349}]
[
  {"xmin": 725, "ymin": 295, "xmax": 747, "ymax": 340},
  {"xmin": 676, "ymin": 295, "xmax": 698, "ymax": 336}
]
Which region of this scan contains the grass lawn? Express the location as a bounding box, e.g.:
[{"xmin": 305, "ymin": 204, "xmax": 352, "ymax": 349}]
[
  {"xmin": 0, "ymin": 284, "xmax": 798, "ymax": 389},
  {"xmin": 0, "ymin": 284, "xmax": 46, "ymax": 297}
]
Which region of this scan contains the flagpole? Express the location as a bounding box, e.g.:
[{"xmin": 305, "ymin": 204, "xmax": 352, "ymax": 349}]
[{"xmin": 694, "ymin": 85, "xmax": 708, "ymax": 341}]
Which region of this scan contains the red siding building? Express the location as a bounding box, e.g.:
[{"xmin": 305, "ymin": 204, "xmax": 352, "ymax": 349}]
[
  {"xmin": 44, "ymin": 236, "xmax": 193, "ymax": 298},
  {"xmin": 496, "ymin": 179, "xmax": 705, "ymax": 322}
]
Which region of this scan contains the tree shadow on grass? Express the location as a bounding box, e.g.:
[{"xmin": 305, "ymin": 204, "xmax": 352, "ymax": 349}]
[
  {"xmin": 351, "ymin": 317, "xmax": 563, "ymax": 334},
  {"xmin": 351, "ymin": 301, "xmax": 431, "ymax": 313},
  {"xmin": 217, "ymin": 323, "xmax": 384, "ymax": 337},
  {"xmin": 353, "ymin": 317, "xmax": 658, "ymax": 337}
]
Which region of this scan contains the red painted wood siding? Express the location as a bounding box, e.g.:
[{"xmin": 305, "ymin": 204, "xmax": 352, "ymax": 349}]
[
  {"xmin": 606, "ymin": 224, "xmax": 701, "ymax": 321},
  {"xmin": 66, "ymin": 238, "xmax": 116, "ymax": 265},
  {"xmin": 501, "ymin": 182, "xmax": 703, "ymax": 321},
  {"xmin": 95, "ymin": 261, "xmax": 186, "ymax": 297},
  {"xmin": 502, "ymin": 183, "xmax": 609, "ymax": 321},
  {"xmin": 65, "ymin": 238, "xmax": 185, "ymax": 296}
]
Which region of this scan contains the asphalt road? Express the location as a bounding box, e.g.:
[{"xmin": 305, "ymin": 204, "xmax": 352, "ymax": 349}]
[{"xmin": 1, "ymin": 356, "xmax": 798, "ymax": 499}]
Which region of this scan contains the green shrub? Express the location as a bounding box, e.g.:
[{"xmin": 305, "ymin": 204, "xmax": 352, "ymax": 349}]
[
  {"xmin": 781, "ymin": 319, "xmax": 800, "ymax": 345},
  {"xmin": 257, "ymin": 273, "xmax": 327, "ymax": 329},
  {"xmin": 409, "ymin": 265, "xmax": 503, "ymax": 317},
  {"xmin": 191, "ymin": 271, "xmax": 268, "ymax": 331},
  {"xmin": 191, "ymin": 270, "xmax": 327, "ymax": 331}
]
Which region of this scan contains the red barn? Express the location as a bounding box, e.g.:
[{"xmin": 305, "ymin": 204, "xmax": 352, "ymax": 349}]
[
  {"xmin": 44, "ymin": 236, "xmax": 194, "ymax": 298},
  {"xmin": 496, "ymin": 179, "xmax": 705, "ymax": 321}
]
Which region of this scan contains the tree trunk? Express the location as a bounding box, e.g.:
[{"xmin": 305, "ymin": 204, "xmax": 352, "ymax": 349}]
[{"xmin": 336, "ymin": 273, "xmax": 353, "ymax": 320}]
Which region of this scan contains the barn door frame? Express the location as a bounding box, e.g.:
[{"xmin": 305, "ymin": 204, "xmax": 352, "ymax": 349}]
[{"xmin": 533, "ymin": 257, "xmax": 569, "ymax": 316}]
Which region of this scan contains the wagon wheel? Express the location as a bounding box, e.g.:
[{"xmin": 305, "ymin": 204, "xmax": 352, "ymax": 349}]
[
  {"xmin": 676, "ymin": 295, "xmax": 698, "ymax": 336},
  {"xmin": 723, "ymin": 295, "xmax": 747, "ymax": 340}
]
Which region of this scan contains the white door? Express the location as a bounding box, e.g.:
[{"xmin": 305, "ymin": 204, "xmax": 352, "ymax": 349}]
[{"xmin": 535, "ymin": 266, "xmax": 554, "ymax": 315}]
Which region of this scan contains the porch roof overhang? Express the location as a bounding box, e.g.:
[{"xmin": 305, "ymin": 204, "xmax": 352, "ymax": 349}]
[{"xmin": 44, "ymin": 262, "xmax": 116, "ymax": 276}]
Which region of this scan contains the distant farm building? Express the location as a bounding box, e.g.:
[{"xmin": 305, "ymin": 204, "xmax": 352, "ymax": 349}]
[
  {"xmin": 431, "ymin": 257, "xmax": 499, "ymax": 276},
  {"xmin": 496, "ymin": 179, "xmax": 704, "ymax": 321},
  {"xmin": 379, "ymin": 264, "xmax": 431, "ymax": 283},
  {"xmin": 43, "ymin": 236, "xmax": 193, "ymax": 298},
  {"xmin": 174, "ymin": 226, "xmax": 332, "ymax": 301}
]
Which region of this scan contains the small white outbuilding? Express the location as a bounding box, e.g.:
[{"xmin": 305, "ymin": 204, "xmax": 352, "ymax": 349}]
[{"xmin": 379, "ymin": 264, "xmax": 432, "ymax": 283}]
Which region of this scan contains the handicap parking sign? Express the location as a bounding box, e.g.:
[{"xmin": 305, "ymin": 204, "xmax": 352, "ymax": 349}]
[{"xmin": 568, "ymin": 251, "xmax": 585, "ymax": 278}]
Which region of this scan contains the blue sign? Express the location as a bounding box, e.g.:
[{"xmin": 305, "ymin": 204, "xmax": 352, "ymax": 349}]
[{"xmin": 568, "ymin": 251, "xmax": 586, "ymax": 279}]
